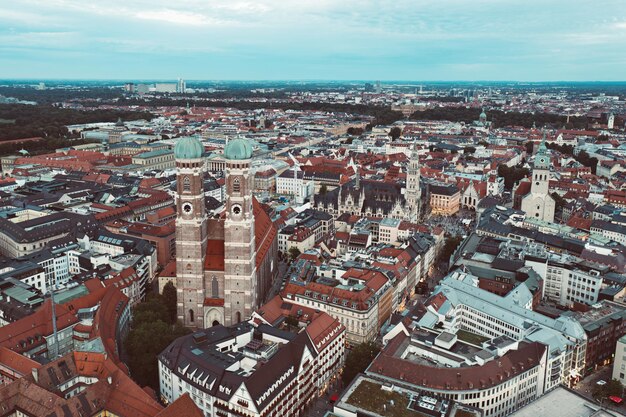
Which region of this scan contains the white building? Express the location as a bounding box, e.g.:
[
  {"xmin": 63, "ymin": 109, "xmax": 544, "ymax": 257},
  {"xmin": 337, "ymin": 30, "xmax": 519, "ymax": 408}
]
[
  {"xmin": 276, "ymin": 170, "xmax": 315, "ymax": 204},
  {"xmin": 420, "ymin": 271, "xmax": 587, "ymax": 392},
  {"xmin": 612, "ymin": 334, "xmax": 626, "ymax": 384},
  {"xmin": 159, "ymin": 312, "xmax": 345, "ymax": 417},
  {"xmin": 366, "ymin": 328, "xmax": 547, "ymax": 417},
  {"xmin": 525, "ymin": 252, "xmax": 605, "ymax": 307}
]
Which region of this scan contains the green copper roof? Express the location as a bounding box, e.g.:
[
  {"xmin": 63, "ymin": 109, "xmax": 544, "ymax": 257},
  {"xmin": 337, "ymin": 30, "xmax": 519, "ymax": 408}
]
[
  {"xmin": 174, "ymin": 136, "xmax": 204, "ymax": 159},
  {"xmin": 224, "ymin": 138, "xmax": 253, "ymax": 160}
]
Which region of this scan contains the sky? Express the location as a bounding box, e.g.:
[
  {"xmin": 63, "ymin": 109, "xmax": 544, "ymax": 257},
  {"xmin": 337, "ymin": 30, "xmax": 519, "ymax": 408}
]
[{"xmin": 1, "ymin": 0, "xmax": 625, "ymax": 81}]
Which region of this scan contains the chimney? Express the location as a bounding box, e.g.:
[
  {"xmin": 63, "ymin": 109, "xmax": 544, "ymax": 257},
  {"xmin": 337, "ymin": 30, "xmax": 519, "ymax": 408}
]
[{"xmin": 32, "ymin": 368, "xmax": 38, "ymax": 383}]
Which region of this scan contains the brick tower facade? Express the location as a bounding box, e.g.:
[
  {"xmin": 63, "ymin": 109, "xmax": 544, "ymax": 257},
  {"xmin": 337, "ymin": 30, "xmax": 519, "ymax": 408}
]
[
  {"xmin": 174, "ymin": 137, "xmax": 208, "ymax": 328},
  {"xmin": 223, "ymin": 146, "xmax": 257, "ymax": 326}
]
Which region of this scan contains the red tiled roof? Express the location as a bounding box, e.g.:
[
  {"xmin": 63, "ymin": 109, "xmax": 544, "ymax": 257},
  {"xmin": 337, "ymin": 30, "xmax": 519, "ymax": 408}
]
[
  {"xmin": 0, "ymin": 300, "xmax": 79, "ymax": 354},
  {"xmin": 204, "ymin": 239, "xmax": 225, "ymax": 271},
  {"xmin": 0, "ymin": 346, "xmax": 41, "ymax": 376},
  {"xmin": 203, "ymin": 298, "xmax": 225, "ymax": 307},
  {"xmin": 253, "ymin": 197, "xmax": 277, "ymax": 269},
  {"xmin": 305, "ymin": 312, "xmax": 345, "ymax": 353},
  {"xmin": 154, "ymin": 393, "xmax": 203, "ymax": 417},
  {"xmin": 567, "ymin": 216, "xmax": 593, "ymax": 231},
  {"xmin": 370, "ymin": 333, "xmax": 546, "ymax": 391}
]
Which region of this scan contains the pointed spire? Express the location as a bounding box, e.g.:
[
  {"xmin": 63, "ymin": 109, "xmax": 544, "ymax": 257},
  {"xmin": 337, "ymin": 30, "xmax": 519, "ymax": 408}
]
[
  {"xmin": 355, "ymin": 166, "xmax": 360, "ymax": 190},
  {"xmin": 537, "ymin": 129, "xmax": 548, "ymax": 154}
]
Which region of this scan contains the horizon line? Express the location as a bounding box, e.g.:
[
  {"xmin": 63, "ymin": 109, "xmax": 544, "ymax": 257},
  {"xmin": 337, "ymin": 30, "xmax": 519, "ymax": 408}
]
[{"xmin": 2, "ymin": 78, "xmax": 626, "ymax": 84}]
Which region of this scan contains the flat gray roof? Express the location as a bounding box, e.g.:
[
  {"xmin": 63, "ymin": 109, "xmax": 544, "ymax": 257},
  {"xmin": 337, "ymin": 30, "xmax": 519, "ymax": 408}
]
[{"xmin": 509, "ymin": 386, "xmax": 624, "ymax": 417}]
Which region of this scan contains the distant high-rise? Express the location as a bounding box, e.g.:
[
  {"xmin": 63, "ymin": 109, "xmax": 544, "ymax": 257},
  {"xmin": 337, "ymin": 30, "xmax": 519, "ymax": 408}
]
[{"xmin": 177, "ymin": 78, "xmax": 186, "ymax": 94}]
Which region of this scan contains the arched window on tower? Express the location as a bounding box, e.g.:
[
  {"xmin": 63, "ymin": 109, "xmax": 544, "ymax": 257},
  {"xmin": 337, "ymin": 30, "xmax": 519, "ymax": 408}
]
[
  {"xmin": 183, "ymin": 176, "xmax": 191, "ymax": 193},
  {"xmin": 212, "ymin": 276, "xmax": 219, "ymax": 298},
  {"xmin": 236, "ymin": 311, "xmax": 242, "ymax": 323},
  {"xmin": 189, "ymin": 309, "xmax": 194, "ymax": 322},
  {"xmin": 233, "ymin": 178, "xmax": 241, "ymax": 194}
]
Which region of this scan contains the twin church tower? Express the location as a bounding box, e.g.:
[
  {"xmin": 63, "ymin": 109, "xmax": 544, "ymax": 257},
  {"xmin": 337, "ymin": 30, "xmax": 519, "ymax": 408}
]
[{"xmin": 174, "ymin": 136, "xmax": 277, "ymax": 328}]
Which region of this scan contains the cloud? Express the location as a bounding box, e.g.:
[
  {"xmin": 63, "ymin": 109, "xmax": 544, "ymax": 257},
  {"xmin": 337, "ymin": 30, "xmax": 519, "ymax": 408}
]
[
  {"xmin": 1, "ymin": 0, "xmax": 625, "ymax": 80},
  {"xmin": 134, "ymin": 10, "xmax": 229, "ymax": 26}
]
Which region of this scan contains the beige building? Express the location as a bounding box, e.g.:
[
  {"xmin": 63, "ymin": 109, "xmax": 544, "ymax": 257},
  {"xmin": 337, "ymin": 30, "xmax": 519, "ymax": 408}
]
[
  {"xmin": 131, "ymin": 149, "xmax": 175, "ymax": 171},
  {"xmin": 429, "ymin": 183, "xmax": 460, "ymax": 216}
]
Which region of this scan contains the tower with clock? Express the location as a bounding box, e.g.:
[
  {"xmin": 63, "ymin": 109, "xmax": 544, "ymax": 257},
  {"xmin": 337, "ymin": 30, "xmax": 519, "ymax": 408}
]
[
  {"xmin": 174, "ymin": 136, "xmax": 209, "ymax": 328},
  {"xmin": 222, "ymin": 138, "xmax": 257, "ymax": 326},
  {"xmin": 173, "ymin": 136, "xmax": 278, "ymax": 329},
  {"xmin": 522, "ymin": 132, "xmax": 555, "ymax": 222}
]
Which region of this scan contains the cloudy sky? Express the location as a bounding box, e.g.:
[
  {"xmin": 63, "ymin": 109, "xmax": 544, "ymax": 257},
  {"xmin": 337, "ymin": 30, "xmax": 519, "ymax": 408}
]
[{"xmin": 1, "ymin": 0, "xmax": 625, "ymax": 81}]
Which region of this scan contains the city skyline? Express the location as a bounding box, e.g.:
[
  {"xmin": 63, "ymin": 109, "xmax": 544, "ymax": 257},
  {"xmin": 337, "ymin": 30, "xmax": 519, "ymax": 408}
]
[{"xmin": 1, "ymin": 0, "xmax": 625, "ymax": 81}]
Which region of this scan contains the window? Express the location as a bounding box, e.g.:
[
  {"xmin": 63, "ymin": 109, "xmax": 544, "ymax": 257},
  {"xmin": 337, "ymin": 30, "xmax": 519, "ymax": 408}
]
[
  {"xmin": 189, "ymin": 309, "xmax": 194, "ymax": 322},
  {"xmin": 183, "ymin": 176, "xmax": 191, "ymax": 192},
  {"xmin": 233, "ymin": 178, "xmax": 241, "ymax": 193},
  {"xmin": 211, "ymin": 276, "xmax": 219, "ymax": 298}
]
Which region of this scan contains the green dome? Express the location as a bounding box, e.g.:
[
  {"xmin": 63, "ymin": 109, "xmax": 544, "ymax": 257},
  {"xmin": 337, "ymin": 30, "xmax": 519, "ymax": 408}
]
[
  {"xmin": 224, "ymin": 138, "xmax": 253, "ymax": 160},
  {"xmin": 174, "ymin": 136, "xmax": 204, "ymax": 159}
]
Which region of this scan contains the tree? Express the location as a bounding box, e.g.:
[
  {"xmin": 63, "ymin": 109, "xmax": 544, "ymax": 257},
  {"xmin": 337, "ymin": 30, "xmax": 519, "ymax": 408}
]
[
  {"xmin": 342, "ymin": 341, "xmax": 381, "ymax": 386},
  {"xmin": 124, "ymin": 292, "xmax": 191, "ymax": 390},
  {"xmin": 162, "ymin": 281, "xmax": 178, "ymax": 324},
  {"xmin": 576, "ymin": 150, "xmax": 599, "ymax": 174},
  {"xmin": 498, "ymin": 165, "xmax": 530, "ymax": 190},
  {"xmin": 125, "ymin": 320, "xmax": 190, "ymax": 389},
  {"xmin": 389, "ymin": 126, "xmax": 402, "ymax": 140},
  {"xmin": 463, "ymin": 146, "xmax": 476, "ymax": 155},
  {"xmin": 524, "ymin": 141, "xmax": 534, "ymax": 154},
  {"xmin": 347, "ymin": 127, "xmax": 364, "ymax": 136},
  {"xmin": 288, "ymin": 247, "xmax": 301, "ymax": 262},
  {"xmin": 438, "ymin": 235, "xmax": 464, "ymax": 265},
  {"xmin": 551, "ymin": 192, "xmax": 567, "ymax": 212},
  {"xmin": 284, "ymin": 315, "xmax": 299, "ymax": 329},
  {"xmin": 593, "ymin": 379, "xmax": 623, "ymax": 401}
]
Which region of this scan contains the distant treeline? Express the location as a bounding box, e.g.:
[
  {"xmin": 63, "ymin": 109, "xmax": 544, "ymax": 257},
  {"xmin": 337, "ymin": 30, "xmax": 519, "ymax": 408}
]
[
  {"xmin": 0, "ymin": 86, "xmax": 123, "ymax": 105},
  {"xmin": 117, "ymin": 97, "xmax": 405, "ymax": 128},
  {"xmin": 409, "ymin": 107, "xmax": 588, "ymax": 129},
  {"xmin": 0, "ymin": 104, "xmax": 153, "ymax": 141},
  {"xmin": 0, "ymin": 138, "xmax": 97, "ymax": 158}
]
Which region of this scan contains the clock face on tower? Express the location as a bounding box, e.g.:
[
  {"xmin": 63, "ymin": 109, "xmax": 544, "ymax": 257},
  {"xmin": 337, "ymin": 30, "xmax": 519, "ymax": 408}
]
[
  {"xmin": 232, "ymin": 204, "xmax": 242, "ymax": 216},
  {"xmin": 182, "ymin": 202, "xmax": 193, "ymax": 214},
  {"xmin": 538, "ymin": 157, "xmax": 547, "ymax": 164}
]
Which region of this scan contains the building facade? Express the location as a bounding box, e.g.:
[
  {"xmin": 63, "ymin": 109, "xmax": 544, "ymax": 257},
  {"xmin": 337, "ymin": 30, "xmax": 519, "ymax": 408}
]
[{"xmin": 174, "ymin": 137, "xmax": 278, "ymax": 328}]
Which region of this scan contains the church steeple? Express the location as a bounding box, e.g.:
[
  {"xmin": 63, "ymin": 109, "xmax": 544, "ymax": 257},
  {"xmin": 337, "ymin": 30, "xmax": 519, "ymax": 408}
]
[
  {"xmin": 405, "ymin": 141, "xmax": 421, "ymax": 221},
  {"xmin": 222, "ymin": 138, "xmax": 257, "ymax": 326},
  {"xmin": 174, "ymin": 136, "xmax": 209, "ymax": 328},
  {"xmin": 534, "ymin": 130, "xmax": 550, "ymax": 170},
  {"xmin": 521, "ymin": 129, "xmax": 555, "ymax": 222}
]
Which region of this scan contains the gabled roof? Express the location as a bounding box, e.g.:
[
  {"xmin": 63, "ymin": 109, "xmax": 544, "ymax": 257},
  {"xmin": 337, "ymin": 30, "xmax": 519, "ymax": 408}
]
[
  {"xmin": 253, "ymin": 197, "xmax": 277, "ymax": 269},
  {"xmin": 154, "ymin": 393, "xmax": 203, "ymax": 417},
  {"xmin": 0, "ymin": 299, "xmax": 79, "ymax": 354}
]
